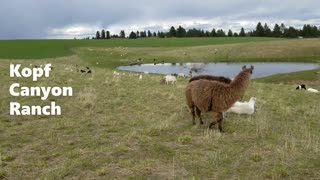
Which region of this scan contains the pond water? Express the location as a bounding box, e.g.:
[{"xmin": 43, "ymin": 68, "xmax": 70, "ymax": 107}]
[{"xmin": 117, "ymin": 62, "xmax": 319, "ymax": 79}]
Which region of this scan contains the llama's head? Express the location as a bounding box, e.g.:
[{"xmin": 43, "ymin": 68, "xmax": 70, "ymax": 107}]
[{"xmin": 242, "ymin": 65, "xmax": 254, "ymax": 74}]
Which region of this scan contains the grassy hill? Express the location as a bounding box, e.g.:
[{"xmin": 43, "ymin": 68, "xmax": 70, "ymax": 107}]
[{"xmin": 0, "ymin": 37, "xmax": 285, "ymax": 59}]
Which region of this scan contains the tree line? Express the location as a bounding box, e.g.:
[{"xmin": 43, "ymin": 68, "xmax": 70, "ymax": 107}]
[{"xmin": 90, "ymin": 22, "xmax": 320, "ymax": 40}]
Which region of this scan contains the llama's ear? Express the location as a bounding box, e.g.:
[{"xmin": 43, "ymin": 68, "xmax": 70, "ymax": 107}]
[
  {"xmin": 250, "ymin": 65, "xmax": 254, "ymax": 70},
  {"xmin": 242, "ymin": 65, "xmax": 246, "ymax": 70}
]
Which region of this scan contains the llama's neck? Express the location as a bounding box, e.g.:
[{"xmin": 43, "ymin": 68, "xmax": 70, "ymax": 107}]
[{"xmin": 229, "ymin": 71, "xmax": 251, "ymax": 99}]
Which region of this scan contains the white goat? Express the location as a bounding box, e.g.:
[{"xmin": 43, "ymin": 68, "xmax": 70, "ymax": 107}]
[
  {"xmin": 307, "ymin": 88, "xmax": 319, "ymax": 93},
  {"xmin": 139, "ymin": 74, "xmax": 143, "ymax": 80},
  {"xmin": 227, "ymin": 97, "xmax": 257, "ymax": 115},
  {"xmin": 296, "ymin": 84, "xmax": 319, "ymax": 93},
  {"xmin": 178, "ymin": 73, "xmax": 186, "ymax": 78},
  {"xmin": 164, "ymin": 75, "xmax": 177, "ymax": 85},
  {"xmin": 113, "ymin": 71, "xmax": 120, "ymax": 76}
]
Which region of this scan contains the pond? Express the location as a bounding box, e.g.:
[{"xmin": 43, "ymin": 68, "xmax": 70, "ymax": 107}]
[{"xmin": 117, "ymin": 62, "xmax": 319, "ymax": 79}]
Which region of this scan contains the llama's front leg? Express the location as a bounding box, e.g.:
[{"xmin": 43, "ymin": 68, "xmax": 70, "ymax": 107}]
[
  {"xmin": 210, "ymin": 112, "xmax": 224, "ymax": 132},
  {"xmin": 209, "ymin": 112, "xmax": 218, "ymax": 128},
  {"xmin": 217, "ymin": 112, "xmax": 224, "ymax": 132},
  {"xmin": 195, "ymin": 107, "xmax": 203, "ymax": 125}
]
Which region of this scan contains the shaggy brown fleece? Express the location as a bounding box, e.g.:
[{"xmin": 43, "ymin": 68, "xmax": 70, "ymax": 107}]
[
  {"xmin": 186, "ymin": 75, "xmax": 232, "ymax": 125},
  {"xmin": 185, "ymin": 65, "xmax": 254, "ymax": 131},
  {"xmin": 189, "ymin": 75, "xmax": 232, "ymax": 83}
]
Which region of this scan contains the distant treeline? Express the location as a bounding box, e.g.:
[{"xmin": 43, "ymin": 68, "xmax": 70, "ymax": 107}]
[{"xmin": 87, "ymin": 22, "xmax": 320, "ymax": 40}]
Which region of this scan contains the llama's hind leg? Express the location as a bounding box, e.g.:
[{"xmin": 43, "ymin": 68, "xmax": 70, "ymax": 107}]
[
  {"xmin": 209, "ymin": 112, "xmax": 218, "ymax": 128},
  {"xmin": 195, "ymin": 107, "xmax": 203, "ymax": 125},
  {"xmin": 189, "ymin": 105, "xmax": 196, "ymax": 125}
]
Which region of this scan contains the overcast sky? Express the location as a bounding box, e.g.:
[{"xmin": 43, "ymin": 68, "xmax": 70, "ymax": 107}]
[{"xmin": 1, "ymin": 0, "xmax": 319, "ymax": 39}]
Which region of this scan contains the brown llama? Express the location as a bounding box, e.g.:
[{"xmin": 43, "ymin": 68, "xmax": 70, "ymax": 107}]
[
  {"xmin": 185, "ymin": 65, "xmax": 254, "ymax": 132},
  {"xmin": 186, "ymin": 75, "xmax": 232, "ymax": 125}
]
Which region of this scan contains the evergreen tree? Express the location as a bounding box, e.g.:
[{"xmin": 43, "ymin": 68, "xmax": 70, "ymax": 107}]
[
  {"xmin": 205, "ymin": 31, "xmax": 210, "ymax": 37},
  {"xmin": 176, "ymin": 26, "xmax": 186, "ymax": 37},
  {"xmin": 239, "ymin": 27, "xmax": 245, "ymax": 37},
  {"xmin": 153, "ymin": 32, "xmax": 157, "ymax": 37},
  {"xmin": 211, "ymin": 28, "xmax": 217, "ymax": 37},
  {"xmin": 168, "ymin": 26, "xmax": 176, "ymax": 37},
  {"xmin": 216, "ymin": 29, "xmax": 226, "ymax": 37},
  {"xmin": 101, "ymin": 29, "xmax": 106, "ymax": 39},
  {"xmin": 158, "ymin": 32, "xmax": 165, "ymax": 38},
  {"xmin": 272, "ymin": 24, "xmax": 282, "ymax": 37},
  {"xmin": 106, "ymin": 31, "xmax": 110, "ymax": 39},
  {"xmin": 96, "ymin": 31, "xmax": 100, "ymax": 39},
  {"xmin": 200, "ymin": 30, "xmax": 205, "ymax": 37},
  {"xmin": 129, "ymin": 31, "xmax": 137, "ymax": 39},
  {"xmin": 302, "ymin": 24, "xmax": 318, "ymax": 37},
  {"xmin": 120, "ymin": 30, "xmax": 125, "ymax": 38},
  {"xmin": 263, "ymin": 23, "xmax": 272, "ymax": 37},
  {"xmin": 233, "ymin": 32, "xmax": 239, "ymax": 37},
  {"xmin": 255, "ymin": 22, "xmax": 265, "ymax": 36},
  {"xmin": 283, "ymin": 26, "xmax": 298, "ymax": 38},
  {"xmin": 147, "ymin": 30, "xmax": 152, "ymax": 37},
  {"xmin": 227, "ymin": 29, "xmax": 233, "ymax": 37},
  {"xmin": 136, "ymin": 31, "xmax": 140, "ymax": 38},
  {"xmin": 139, "ymin": 30, "xmax": 146, "ymax": 37},
  {"xmin": 280, "ymin": 23, "xmax": 286, "ymax": 34}
]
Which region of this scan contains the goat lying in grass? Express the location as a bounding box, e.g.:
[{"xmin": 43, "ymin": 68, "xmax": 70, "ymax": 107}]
[
  {"xmin": 296, "ymin": 84, "xmax": 319, "ymax": 93},
  {"xmin": 227, "ymin": 97, "xmax": 257, "ymax": 115}
]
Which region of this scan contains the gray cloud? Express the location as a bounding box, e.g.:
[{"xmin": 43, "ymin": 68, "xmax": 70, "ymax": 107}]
[{"xmin": 0, "ymin": 0, "xmax": 319, "ymax": 39}]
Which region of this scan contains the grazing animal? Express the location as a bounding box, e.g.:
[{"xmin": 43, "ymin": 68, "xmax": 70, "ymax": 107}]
[
  {"xmin": 296, "ymin": 84, "xmax": 319, "ymax": 93},
  {"xmin": 165, "ymin": 75, "xmax": 177, "ymax": 85},
  {"xmin": 186, "ymin": 75, "xmax": 232, "ymax": 125},
  {"xmin": 227, "ymin": 97, "xmax": 256, "ymax": 115},
  {"xmin": 113, "ymin": 71, "xmax": 120, "ymax": 76},
  {"xmin": 160, "ymin": 78, "xmax": 165, "ymax": 84},
  {"xmin": 186, "ymin": 65, "xmax": 254, "ymax": 132},
  {"xmin": 189, "ymin": 75, "xmax": 232, "ymax": 83},
  {"xmin": 80, "ymin": 69, "xmax": 86, "ymax": 73},
  {"xmin": 139, "ymin": 75, "xmax": 143, "ymax": 80},
  {"xmin": 186, "ymin": 75, "xmax": 231, "ymax": 124},
  {"xmin": 178, "ymin": 73, "xmax": 186, "ymax": 78},
  {"xmin": 171, "ymin": 73, "xmax": 178, "ymax": 77}
]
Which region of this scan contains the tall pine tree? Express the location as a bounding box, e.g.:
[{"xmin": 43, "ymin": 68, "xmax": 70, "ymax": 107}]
[
  {"xmin": 239, "ymin": 27, "xmax": 245, "ymax": 37},
  {"xmin": 255, "ymin": 22, "xmax": 265, "ymax": 36},
  {"xmin": 168, "ymin": 26, "xmax": 176, "ymax": 37},
  {"xmin": 106, "ymin": 31, "xmax": 110, "ymax": 39},
  {"xmin": 96, "ymin": 31, "xmax": 100, "ymax": 39},
  {"xmin": 101, "ymin": 29, "xmax": 106, "ymax": 39},
  {"xmin": 272, "ymin": 24, "xmax": 282, "ymax": 37}
]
